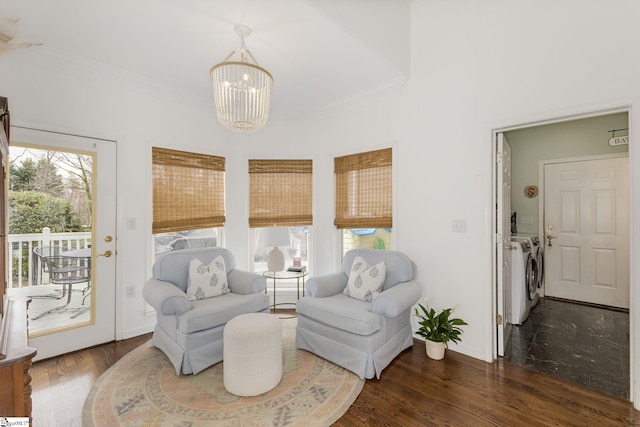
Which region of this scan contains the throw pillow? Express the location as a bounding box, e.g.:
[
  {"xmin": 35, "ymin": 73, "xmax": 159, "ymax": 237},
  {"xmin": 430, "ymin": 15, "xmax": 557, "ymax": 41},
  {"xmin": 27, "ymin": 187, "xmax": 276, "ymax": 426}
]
[
  {"xmin": 186, "ymin": 255, "xmax": 230, "ymax": 300},
  {"xmin": 343, "ymin": 255, "xmax": 386, "ymax": 302}
]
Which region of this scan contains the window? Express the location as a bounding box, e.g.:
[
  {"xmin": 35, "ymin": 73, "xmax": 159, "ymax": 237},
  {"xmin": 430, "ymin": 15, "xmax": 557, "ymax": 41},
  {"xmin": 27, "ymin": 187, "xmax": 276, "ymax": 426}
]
[
  {"xmin": 152, "ymin": 147, "xmax": 225, "ymax": 256},
  {"xmin": 334, "ymin": 148, "xmax": 392, "ymax": 255},
  {"xmin": 342, "ymin": 228, "xmax": 392, "ymax": 254},
  {"xmin": 249, "ymin": 159, "xmax": 312, "ymax": 272}
]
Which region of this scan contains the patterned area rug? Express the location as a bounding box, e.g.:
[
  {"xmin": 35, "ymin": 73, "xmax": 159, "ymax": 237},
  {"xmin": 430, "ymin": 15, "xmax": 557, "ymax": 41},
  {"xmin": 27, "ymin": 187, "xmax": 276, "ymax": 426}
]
[{"xmin": 82, "ymin": 319, "xmax": 364, "ymax": 426}]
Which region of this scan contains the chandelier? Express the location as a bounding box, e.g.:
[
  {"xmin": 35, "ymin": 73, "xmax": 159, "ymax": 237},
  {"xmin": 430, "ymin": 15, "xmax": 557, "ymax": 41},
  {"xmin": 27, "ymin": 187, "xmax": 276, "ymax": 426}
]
[{"xmin": 210, "ymin": 24, "xmax": 273, "ymax": 133}]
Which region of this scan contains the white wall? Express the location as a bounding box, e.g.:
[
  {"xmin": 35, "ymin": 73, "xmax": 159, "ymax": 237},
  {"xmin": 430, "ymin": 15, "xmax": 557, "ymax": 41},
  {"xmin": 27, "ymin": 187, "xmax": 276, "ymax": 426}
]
[{"xmin": 2, "ymin": 0, "xmax": 640, "ymax": 400}]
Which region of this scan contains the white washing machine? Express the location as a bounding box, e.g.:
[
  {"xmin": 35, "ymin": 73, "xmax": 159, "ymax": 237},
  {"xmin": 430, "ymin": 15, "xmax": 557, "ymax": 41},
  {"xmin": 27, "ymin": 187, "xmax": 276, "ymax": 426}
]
[
  {"xmin": 512, "ymin": 234, "xmax": 543, "ymax": 291},
  {"xmin": 510, "ymin": 239, "xmax": 539, "ymax": 325}
]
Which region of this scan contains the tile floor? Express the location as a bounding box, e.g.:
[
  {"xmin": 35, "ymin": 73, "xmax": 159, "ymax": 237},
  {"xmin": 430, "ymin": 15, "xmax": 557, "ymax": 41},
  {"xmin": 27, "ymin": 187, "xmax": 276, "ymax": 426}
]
[{"xmin": 504, "ymin": 297, "xmax": 630, "ymax": 399}]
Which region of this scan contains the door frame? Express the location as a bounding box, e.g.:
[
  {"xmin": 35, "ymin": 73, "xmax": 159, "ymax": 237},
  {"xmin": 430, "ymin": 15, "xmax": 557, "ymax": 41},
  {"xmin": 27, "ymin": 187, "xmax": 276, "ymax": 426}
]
[
  {"xmin": 489, "ymin": 101, "xmax": 638, "ymax": 407},
  {"xmin": 8, "ymin": 122, "xmax": 118, "ymax": 360}
]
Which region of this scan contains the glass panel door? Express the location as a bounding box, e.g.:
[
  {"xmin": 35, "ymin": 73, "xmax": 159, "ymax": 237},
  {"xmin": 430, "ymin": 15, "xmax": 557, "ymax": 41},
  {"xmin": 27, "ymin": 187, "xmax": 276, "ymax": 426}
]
[{"xmin": 6, "ymin": 127, "xmax": 116, "ymax": 360}]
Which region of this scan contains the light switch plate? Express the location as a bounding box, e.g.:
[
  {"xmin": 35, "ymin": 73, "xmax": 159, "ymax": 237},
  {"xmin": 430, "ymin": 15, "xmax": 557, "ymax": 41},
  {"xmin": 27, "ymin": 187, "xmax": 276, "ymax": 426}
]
[
  {"xmin": 520, "ymin": 216, "xmax": 533, "ymax": 224},
  {"xmin": 452, "ymin": 219, "xmax": 467, "ymax": 233}
]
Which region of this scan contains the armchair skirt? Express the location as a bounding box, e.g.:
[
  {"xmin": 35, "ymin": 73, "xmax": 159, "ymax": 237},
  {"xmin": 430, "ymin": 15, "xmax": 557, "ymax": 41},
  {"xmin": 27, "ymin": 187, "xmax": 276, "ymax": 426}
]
[{"xmin": 296, "ymin": 295, "xmax": 416, "ymax": 380}]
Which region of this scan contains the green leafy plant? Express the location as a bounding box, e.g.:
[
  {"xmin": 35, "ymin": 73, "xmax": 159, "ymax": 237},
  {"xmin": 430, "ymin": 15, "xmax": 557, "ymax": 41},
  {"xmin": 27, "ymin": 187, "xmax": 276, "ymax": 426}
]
[{"xmin": 414, "ymin": 301, "xmax": 468, "ymax": 347}]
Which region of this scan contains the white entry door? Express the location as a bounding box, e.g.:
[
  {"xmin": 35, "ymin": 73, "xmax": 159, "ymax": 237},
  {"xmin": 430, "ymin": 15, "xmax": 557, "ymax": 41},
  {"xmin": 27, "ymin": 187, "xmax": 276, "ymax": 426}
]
[
  {"xmin": 496, "ymin": 133, "xmax": 512, "ymax": 356},
  {"xmin": 544, "ymin": 156, "xmax": 629, "ymax": 308},
  {"xmin": 10, "ymin": 126, "xmax": 117, "ymax": 359}
]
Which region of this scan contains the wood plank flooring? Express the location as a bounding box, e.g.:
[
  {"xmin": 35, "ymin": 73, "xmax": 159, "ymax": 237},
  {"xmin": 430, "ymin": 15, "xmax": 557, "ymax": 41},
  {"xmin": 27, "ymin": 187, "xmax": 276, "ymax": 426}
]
[{"xmin": 30, "ymin": 333, "xmax": 640, "ymax": 426}]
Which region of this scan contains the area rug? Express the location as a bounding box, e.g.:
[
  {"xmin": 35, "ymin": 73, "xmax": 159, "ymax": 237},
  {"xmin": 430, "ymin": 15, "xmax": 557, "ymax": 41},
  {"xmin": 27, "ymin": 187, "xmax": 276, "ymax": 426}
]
[{"xmin": 82, "ymin": 319, "xmax": 364, "ymax": 426}]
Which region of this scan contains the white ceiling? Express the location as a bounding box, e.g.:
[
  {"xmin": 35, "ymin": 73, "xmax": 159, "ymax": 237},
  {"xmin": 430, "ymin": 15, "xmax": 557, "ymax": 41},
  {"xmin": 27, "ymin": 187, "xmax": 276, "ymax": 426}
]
[{"xmin": 1, "ymin": 0, "xmax": 410, "ymax": 115}]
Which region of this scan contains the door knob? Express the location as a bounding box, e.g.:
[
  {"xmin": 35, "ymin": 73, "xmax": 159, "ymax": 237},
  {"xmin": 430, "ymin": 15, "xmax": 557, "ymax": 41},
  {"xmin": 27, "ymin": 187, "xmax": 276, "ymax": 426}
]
[
  {"xmin": 545, "ymin": 225, "xmax": 556, "ymax": 246},
  {"xmin": 546, "ymin": 235, "xmax": 557, "ymax": 247},
  {"xmin": 98, "ymin": 250, "xmax": 113, "ymax": 258},
  {"xmin": 104, "ymin": 235, "xmax": 113, "ymax": 242}
]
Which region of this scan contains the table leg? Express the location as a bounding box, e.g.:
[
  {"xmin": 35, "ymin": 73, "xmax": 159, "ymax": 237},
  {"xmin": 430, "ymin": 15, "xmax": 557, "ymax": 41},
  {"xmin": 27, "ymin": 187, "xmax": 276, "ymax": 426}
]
[
  {"xmin": 273, "ymin": 277, "xmax": 276, "ymax": 309},
  {"xmin": 66, "ymin": 283, "xmax": 73, "ymax": 303}
]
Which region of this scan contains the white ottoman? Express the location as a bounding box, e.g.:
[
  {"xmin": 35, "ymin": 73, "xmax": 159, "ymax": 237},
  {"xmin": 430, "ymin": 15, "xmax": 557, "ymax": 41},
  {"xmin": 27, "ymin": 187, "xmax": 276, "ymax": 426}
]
[{"xmin": 223, "ymin": 313, "xmax": 283, "ymax": 396}]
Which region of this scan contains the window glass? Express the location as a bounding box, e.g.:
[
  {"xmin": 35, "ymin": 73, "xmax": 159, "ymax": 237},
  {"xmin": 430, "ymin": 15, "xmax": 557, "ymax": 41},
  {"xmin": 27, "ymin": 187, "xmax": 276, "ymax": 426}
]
[
  {"xmin": 342, "ymin": 228, "xmax": 392, "ymax": 257},
  {"xmin": 253, "ymin": 226, "xmax": 310, "ymax": 273},
  {"xmin": 154, "ymin": 227, "xmax": 220, "ymax": 258}
]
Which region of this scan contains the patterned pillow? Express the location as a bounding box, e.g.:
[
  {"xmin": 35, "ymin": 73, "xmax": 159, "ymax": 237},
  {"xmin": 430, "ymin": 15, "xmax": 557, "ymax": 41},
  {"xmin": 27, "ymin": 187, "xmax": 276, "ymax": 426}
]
[
  {"xmin": 343, "ymin": 255, "xmax": 386, "ymax": 302},
  {"xmin": 186, "ymin": 255, "xmax": 230, "ymax": 300}
]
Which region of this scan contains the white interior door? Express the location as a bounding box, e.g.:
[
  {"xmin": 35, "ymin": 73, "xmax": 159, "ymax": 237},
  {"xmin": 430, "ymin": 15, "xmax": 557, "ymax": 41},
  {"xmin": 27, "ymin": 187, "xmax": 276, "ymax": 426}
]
[
  {"xmin": 10, "ymin": 126, "xmax": 117, "ymax": 359},
  {"xmin": 496, "ymin": 133, "xmax": 512, "ymax": 356},
  {"xmin": 544, "ymin": 156, "xmax": 629, "ymax": 308}
]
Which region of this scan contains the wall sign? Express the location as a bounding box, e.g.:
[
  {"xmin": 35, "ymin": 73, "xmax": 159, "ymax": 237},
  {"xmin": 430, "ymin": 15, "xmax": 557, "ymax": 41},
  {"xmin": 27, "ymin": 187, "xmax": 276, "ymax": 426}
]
[
  {"xmin": 524, "ymin": 185, "xmax": 538, "ymax": 198},
  {"xmin": 608, "ymin": 136, "xmax": 629, "ymax": 147}
]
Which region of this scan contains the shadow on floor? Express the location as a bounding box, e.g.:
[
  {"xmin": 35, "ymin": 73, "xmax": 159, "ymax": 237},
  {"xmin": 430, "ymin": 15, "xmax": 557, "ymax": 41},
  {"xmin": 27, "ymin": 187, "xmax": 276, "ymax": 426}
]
[
  {"xmin": 504, "ymin": 297, "xmax": 629, "ymax": 399},
  {"xmin": 9, "ymin": 284, "xmax": 91, "ymax": 335}
]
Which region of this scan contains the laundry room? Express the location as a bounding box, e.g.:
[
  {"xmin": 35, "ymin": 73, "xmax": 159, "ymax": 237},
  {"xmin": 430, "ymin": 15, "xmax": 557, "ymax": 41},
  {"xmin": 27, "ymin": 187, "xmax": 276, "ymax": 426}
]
[{"xmin": 503, "ymin": 111, "xmax": 630, "ymax": 399}]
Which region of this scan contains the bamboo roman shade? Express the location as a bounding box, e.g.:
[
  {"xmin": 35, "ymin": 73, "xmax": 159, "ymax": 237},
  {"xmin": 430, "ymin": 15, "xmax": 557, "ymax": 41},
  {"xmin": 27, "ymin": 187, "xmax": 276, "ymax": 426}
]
[
  {"xmin": 249, "ymin": 159, "xmax": 312, "ymax": 227},
  {"xmin": 334, "ymin": 148, "xmax": 392, "ymax": 229},
  {"xmin": 152, "ymin": 147, "xmax": 226, "ymax": 234}
]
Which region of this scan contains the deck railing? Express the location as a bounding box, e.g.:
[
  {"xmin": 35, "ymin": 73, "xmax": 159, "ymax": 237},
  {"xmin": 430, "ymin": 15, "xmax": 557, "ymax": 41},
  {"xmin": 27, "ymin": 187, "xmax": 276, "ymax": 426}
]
[{"xmin": 8, "ymin": 227, "xmax": 91, "ymax": 288}]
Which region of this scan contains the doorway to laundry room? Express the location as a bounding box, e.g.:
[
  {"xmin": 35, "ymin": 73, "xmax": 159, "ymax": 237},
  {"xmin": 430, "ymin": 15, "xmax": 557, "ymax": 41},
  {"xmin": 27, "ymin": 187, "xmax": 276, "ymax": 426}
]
[{"xmin": 499, "ymin": 111, "xmax": 631, "ymax": 399}]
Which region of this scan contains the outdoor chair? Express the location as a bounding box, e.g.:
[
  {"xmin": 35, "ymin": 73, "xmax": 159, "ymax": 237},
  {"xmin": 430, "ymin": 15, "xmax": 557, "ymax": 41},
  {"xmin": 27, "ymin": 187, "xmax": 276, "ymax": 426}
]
[
  {"xmin": 32, "ymin": 255, "xmax": 91, "ymax": 320},
  {"xmin": 32, "ymin": 245, "xmax": 69, "ymax": 299}
]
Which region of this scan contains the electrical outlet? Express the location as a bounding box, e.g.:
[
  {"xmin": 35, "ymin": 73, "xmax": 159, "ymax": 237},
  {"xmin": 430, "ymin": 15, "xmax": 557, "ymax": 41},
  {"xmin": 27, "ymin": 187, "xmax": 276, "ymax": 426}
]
[
  {"xmin": 126, "ymin": 286, "xmax": 136, "ymax": 298},
  {"xmin": 452, "ymin": 219, "xmax": 467, "ymax": 233}
]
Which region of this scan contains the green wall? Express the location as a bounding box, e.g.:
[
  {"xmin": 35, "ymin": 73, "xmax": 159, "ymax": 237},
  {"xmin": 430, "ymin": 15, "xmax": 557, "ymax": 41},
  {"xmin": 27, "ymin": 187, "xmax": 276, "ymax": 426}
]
[{"xmin": 505, "ymin": 112, "xmax": 628, "ymax": 235}]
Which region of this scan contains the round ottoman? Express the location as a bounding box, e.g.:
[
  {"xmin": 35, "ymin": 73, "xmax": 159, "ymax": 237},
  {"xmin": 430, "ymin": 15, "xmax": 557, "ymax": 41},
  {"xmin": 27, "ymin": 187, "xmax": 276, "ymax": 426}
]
[{"xmin": 223, "ymin": 313, "xmax": 283, "ymax": 396}]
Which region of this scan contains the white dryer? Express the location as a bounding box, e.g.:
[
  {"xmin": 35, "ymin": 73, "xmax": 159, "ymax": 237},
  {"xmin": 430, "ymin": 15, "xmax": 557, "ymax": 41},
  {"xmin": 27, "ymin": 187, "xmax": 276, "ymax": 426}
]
[
  {"xmin": 510, "ymin": 239, "xmax": 539, "ymax": 325},
  {"xmin": 512, "ymin": 234, "xmax": 543, "ymax": 291}
]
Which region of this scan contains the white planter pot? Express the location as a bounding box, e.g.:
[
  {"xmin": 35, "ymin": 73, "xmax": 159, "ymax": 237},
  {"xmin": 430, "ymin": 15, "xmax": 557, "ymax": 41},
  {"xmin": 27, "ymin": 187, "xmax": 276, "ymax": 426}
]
[{"xmin": 425, "ymin": 339, "xmax": 446, "ymax": 360}]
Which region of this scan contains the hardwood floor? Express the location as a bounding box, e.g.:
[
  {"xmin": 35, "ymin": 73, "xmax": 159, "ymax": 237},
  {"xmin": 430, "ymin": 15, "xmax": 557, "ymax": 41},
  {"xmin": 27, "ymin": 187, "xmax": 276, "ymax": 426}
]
[
  {"xmin": 31, "ymin": 333, "xmax": 640, "ymax": 426},
  {"xmin": 31, "ymin": 333, "xmax": 150, "ymax": 426}
]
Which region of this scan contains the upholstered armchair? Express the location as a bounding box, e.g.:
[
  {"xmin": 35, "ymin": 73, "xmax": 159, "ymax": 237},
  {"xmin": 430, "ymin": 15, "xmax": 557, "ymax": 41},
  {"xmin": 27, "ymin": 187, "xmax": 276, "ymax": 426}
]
[
  {"xmin": 296, "ymin": 249, "xmax": 422, "ymax": 379},
  {"xmin": 143, "ymin": 247, "xmax": 269, "ymax": 375}
]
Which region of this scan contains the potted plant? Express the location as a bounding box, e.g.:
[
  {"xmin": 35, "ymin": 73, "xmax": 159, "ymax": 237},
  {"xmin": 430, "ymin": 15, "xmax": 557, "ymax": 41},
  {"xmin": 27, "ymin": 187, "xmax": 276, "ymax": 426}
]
[{"xmin": 415, "ymin": 300, "xmax": 467, "ymax": 360}]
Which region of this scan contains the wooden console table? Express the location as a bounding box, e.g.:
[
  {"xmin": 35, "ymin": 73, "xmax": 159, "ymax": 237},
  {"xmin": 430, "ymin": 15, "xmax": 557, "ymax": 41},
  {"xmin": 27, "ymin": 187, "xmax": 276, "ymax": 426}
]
[{"xmin": 0, "ymin": 296, "xmax": 37, "ymax": 424}]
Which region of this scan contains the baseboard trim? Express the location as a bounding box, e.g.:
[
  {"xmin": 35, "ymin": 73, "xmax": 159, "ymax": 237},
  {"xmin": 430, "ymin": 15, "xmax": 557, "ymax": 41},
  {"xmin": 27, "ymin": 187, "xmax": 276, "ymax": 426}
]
[{"xmin": 543, "ymin": 296, "xmax": 629, "ymax": 313}]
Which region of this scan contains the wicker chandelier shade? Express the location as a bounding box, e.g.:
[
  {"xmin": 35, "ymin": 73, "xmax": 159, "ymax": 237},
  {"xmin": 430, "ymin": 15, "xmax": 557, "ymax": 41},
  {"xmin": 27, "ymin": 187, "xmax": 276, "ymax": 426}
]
[{"xmin": 210, "ymin": 25, "xmax": 273, "ymax": 133}]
